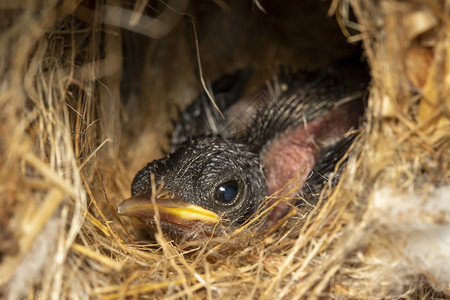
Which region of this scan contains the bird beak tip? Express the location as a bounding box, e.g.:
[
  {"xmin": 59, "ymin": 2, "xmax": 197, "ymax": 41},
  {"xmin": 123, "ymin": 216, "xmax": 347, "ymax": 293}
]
[{"xmin": 117, "ymin": 190, "xmax": 221, "ymax": 227}]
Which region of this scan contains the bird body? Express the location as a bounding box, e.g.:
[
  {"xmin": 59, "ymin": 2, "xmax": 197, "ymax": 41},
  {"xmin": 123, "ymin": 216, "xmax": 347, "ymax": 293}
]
[{"xmin": 118, "ymin": 62, "xmax": 369, "ymax": 237}]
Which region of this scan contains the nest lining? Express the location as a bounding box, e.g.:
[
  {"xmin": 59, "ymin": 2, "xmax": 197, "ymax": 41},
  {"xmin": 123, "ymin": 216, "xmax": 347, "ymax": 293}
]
[{"xmin": 0, "ymin": 0, "xmax": 449, "ymax": 299}]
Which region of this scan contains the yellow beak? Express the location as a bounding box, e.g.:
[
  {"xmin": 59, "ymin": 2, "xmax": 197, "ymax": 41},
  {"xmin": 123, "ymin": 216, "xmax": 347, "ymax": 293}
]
[{"xmin": 118, "ymin": 189, "xmax": 221, "ymax": 227}]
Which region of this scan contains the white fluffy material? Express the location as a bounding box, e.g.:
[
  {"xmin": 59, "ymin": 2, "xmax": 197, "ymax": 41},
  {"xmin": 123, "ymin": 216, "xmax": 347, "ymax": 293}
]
[{"xmin": 371, "ymin": 185, "xmax": 450, "ymax": 292}]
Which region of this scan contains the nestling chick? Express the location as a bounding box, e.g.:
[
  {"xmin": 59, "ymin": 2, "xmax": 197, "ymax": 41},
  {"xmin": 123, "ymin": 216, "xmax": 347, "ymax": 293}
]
[{"xmin": 118, "ymin": 62, "xmax": 369, "ymax": 237}]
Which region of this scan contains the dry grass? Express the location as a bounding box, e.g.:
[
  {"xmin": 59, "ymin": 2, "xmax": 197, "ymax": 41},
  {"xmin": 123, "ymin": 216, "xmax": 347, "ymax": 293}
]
[{"xmin": 0, "ymin": 0, "xmax": 448, "ymax": 299}]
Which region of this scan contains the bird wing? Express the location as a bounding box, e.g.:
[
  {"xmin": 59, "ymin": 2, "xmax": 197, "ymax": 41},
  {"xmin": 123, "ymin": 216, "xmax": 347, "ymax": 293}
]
[{"xmin": 249, "ymin": 63, "xmax": 369, "ymax": 224}]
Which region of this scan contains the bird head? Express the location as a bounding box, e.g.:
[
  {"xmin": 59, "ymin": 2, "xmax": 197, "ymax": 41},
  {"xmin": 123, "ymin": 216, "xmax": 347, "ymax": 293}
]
[
  {"xmin": 118, "ymin": 136, "xmax": 267, "ymax": 237},
  {"xmin": 117, "ymin": 63, "xmax": 369, "ymax": 238}
]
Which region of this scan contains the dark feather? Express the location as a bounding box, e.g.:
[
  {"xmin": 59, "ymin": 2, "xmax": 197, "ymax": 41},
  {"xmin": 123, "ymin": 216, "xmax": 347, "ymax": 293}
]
[
  {"xmin": 120, "ymin": 61, "xmax": 370, "ymax": 236},
  {"xmin": 170, "ymin": 69, "xmax": 252, "ymax": 151}
]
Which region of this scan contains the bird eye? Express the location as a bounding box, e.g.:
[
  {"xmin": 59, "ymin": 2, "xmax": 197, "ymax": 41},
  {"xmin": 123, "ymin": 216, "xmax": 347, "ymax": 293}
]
[{"xmin": 215, "ymin": 180, "xmax": 239, "ymax": 204}]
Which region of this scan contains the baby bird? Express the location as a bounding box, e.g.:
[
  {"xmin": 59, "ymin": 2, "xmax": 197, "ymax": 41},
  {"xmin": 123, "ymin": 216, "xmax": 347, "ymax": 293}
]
[{"xmin": 118, "ymin": 62, "xmax": 369, "ymax": 237}]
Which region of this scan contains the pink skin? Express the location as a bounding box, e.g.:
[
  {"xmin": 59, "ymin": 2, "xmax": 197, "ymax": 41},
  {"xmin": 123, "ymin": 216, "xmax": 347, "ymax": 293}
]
[
  {"xmin": 261, "ymin": 101, "xmax": 362, "ymax": 224},
  {"xmin": 225, "ymin": 88, "xmax": 272, "ymax": 138}
]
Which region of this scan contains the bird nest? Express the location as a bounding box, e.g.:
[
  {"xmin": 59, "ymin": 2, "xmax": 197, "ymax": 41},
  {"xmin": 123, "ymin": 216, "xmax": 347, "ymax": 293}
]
[{"xmin": 1, "ymin": 0, "xmax": 448, "ymax": 299}]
